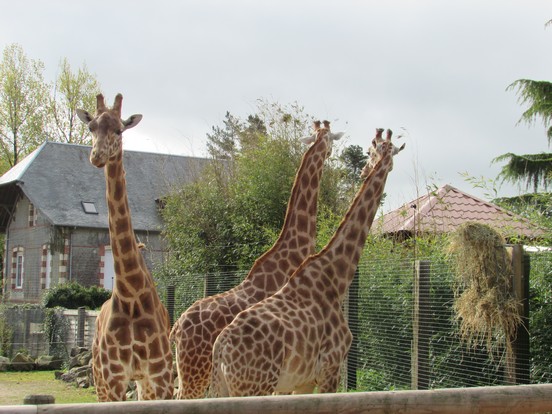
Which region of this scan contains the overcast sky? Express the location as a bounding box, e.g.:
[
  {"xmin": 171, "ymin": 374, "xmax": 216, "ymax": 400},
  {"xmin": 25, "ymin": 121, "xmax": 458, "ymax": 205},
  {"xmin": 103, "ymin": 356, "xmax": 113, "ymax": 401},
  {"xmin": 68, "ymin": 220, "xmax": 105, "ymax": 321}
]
[{"xmin": 2, "ymin": 1, "xmax": 551, "ymax": 211}]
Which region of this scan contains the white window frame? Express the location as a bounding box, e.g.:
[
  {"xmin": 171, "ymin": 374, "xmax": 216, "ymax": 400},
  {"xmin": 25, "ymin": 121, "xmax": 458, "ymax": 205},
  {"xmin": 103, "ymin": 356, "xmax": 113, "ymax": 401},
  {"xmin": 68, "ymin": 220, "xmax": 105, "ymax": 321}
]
[{"xmin": 15, "ymin": 251, "xmax": 24, "ymax": 289}]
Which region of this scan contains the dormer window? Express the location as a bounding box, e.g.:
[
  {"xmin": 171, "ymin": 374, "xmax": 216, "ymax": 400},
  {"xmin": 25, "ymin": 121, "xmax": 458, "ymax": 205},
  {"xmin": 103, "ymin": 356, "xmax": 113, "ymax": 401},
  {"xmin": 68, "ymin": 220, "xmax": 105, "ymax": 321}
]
[{"xmin": 81, "ymin": 201, "xmax": 98, "ymax": 214}]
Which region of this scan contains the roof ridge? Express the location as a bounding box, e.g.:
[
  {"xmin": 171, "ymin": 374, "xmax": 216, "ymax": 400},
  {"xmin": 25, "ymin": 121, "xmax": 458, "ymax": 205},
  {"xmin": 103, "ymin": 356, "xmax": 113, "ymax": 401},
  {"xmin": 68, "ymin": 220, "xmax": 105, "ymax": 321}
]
[
  {"xmin": 43, "ymin": 140, "xmax": 208, "ymax": 161},
  {"xmin": 0, "ymin": 142, "xmax": 48, "ymax": 185}
]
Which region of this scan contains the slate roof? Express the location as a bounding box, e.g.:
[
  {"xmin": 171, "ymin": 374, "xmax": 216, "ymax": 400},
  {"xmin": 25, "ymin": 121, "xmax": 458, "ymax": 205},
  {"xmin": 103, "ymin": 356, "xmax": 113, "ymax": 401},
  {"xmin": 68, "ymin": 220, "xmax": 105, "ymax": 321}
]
[
  {"xmin": 373, "ymin": 184, "xmax": 546, "ymax": 239},
  {"xmin": 0, "ymin": 141, "xmax": 209, "ymax": 232}
]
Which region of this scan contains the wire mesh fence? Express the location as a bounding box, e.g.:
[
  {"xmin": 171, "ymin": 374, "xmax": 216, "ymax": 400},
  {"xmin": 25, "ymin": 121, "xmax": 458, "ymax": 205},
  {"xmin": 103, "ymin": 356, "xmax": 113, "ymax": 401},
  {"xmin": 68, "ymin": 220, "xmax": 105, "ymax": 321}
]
[
  {"xmin": 156, "ymin": 249, "xmax": 550, "ymax": 391},
  {"xmin": 1, "ymin": 249, "xmax": 551, "ymax": 392}
]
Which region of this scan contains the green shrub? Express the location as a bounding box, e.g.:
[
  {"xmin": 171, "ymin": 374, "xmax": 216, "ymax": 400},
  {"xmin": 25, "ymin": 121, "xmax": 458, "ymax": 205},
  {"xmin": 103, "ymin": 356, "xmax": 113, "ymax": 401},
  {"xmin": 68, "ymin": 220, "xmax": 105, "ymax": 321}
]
[
  {"xmin": 0, "ymin": 309, "xmax": 12, "ymax": 357},
  {"xmin": 43, "ymin": 307, "xmax": 69, "ymax": 361},
  {"xmin": 42, "ymin": 282, "xmax": 111, "ymax": 309}
]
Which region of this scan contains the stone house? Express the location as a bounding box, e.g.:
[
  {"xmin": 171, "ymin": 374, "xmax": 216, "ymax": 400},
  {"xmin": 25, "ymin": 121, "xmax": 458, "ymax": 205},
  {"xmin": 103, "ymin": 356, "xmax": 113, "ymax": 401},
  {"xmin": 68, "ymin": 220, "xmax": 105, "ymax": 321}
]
[{"xmin": 0, "ymin": 141, "xmax": 208, "ymax": 303}]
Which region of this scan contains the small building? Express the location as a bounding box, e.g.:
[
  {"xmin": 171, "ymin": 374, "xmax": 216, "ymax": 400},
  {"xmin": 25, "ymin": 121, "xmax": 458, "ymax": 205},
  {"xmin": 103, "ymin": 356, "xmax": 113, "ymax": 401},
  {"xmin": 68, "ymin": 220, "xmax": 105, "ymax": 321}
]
[
  {"xmin": 374, "ymin": 184, "xmax": 546, "ymax": 241},
  {"xmin": 0, "ymin": 141, "xmax": 209, "ymax": 303}
]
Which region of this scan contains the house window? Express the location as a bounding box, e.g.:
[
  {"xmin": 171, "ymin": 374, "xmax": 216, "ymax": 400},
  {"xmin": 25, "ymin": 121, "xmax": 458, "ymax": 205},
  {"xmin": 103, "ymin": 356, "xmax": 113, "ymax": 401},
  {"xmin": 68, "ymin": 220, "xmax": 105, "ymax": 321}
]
[
  {"xmin": 15, "ymin": 250, "xmax": 24, "ymax": 289},
  {"xmin": 81, "ymin": 201, "xmax": 98, "ymax": 214},
  {"xmin": 28, "ymin": 203, "xmax": 37, "ymax": 227},
  {"xmin": 45, "ymin": 248, "xmax": 52, "ymax": 289}
]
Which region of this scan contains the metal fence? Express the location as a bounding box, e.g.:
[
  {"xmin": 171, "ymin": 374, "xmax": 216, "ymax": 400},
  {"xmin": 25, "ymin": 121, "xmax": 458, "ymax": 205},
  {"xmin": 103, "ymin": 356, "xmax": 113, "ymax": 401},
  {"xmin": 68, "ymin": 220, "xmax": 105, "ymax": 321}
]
[{"xmin": 2, "ymin": 249, "xmax": 551, "ymax": 392}]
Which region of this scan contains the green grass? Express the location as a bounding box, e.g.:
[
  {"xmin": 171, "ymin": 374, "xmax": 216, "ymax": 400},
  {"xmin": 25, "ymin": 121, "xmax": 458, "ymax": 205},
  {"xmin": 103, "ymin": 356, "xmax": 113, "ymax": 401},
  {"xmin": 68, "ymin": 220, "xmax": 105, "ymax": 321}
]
[{"xmin": 0, "ymin": 370, "xmax": 97, "ymax": 405}]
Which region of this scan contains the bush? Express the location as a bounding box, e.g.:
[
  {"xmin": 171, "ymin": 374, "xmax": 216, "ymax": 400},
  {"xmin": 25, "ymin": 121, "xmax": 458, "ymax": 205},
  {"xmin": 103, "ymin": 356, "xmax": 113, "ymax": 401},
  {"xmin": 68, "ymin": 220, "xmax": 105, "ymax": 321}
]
[
  {"xmin": 42, "ymin": 282, "xmax": 111, "ymax": 309},
  {"xmin": 43, "ymin": 307, "xmax": 69, "ymax": 361},
  {"xmin": 0, "ymin": 308, "xmax": 12, "ymax": 358}
]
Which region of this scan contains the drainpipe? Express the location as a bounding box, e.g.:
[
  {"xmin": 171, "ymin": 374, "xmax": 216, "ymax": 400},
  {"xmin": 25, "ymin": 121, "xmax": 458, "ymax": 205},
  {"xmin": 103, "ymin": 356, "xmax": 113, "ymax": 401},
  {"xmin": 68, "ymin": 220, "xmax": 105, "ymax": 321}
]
[
  {"xmin": 69, "ymin": 229, "xmax": 74, "ymax": 281},
  {"xmin": 2, "ymin": 225, "xmax": 9, "ymax": 297}
]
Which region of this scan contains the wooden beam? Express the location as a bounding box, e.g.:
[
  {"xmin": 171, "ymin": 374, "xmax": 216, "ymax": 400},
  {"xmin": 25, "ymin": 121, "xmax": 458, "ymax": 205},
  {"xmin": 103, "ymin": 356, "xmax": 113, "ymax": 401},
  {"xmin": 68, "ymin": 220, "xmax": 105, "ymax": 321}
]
[{"xmin": 2, "ymin": 384, "xmax": 552, "ymax": 414}]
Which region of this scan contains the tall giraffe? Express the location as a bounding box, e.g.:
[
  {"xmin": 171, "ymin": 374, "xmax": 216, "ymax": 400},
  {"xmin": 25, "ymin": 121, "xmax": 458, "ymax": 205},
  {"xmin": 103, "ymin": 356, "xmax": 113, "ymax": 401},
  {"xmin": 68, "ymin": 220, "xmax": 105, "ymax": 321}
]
[
  {"xmin": 211, "ymin": 128, "xmax": 403, "ymax": 396},
  {"xmin": 171, "ymin": 120, "xmax": 343, "ymax": 399},
  {"xmin": 362, "ymin": 131, "xmax": 405, "ymax": 177},
  {"xmin": 76, "ymin": 94, "xmax": 173, "ymax": 401}
]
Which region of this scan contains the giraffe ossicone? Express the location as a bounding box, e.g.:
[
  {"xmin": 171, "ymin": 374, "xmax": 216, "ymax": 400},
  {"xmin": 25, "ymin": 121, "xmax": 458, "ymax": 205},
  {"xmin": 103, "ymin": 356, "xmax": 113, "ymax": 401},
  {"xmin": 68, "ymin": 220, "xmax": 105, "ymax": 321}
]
[
  {"xmin": 171, "ymin": 120, "xmax": 343, "ymax": 399},
  {"xmin": 76, "ymin": 94, "xmax": 173, "ymax": 401},
  {"xmin": 211, "ymin": 127, "xmax": 404, "ymax": 397}
]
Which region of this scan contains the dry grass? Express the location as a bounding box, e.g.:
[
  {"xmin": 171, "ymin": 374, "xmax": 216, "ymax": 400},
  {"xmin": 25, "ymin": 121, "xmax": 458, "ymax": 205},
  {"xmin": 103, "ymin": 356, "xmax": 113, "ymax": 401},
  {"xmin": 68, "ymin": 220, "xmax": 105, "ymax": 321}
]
[{"xmin": 447, "ymin": 222, "xmax": 522, "ymax": 360}]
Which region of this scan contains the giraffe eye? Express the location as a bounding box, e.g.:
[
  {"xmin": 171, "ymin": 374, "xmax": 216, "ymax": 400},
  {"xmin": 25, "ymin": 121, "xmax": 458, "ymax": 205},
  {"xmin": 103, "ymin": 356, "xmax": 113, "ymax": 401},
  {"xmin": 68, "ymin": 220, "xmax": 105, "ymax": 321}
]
[{"xmin": 115, "ymin": 129, "xmax": 122, "ymax": 135}]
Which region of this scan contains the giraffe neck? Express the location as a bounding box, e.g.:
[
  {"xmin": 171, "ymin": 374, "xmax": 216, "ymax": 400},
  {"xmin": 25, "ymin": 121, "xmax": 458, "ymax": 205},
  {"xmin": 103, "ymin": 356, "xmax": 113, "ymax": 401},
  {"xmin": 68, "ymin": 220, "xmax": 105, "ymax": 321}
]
[
  {"xmin": 104, "ymin": 153, "xmax": 149, "ymax": 295},
  {"xmin": 245, "ymin": 135, "xmax": 328, "ymax": 287},
  {"xmin": 310, "ymin": 152, "xmax": 393, "ymax": 301},
  {"xmin": 272, "ymin": 136, "xmax": 328, "ymax": 250}
]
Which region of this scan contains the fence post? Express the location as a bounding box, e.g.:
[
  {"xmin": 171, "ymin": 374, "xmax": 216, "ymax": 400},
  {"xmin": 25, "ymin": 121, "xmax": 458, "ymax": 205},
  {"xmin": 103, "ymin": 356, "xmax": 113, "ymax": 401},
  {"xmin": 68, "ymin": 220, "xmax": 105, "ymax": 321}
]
[
  {"xmin": 506, "ymin": 245, "xmax": 530, "ymax": 384},
  {"xmin": 346, "ymin": 268, "xmax": 360, "ymax": 391},
  {"xmin": 77, "ymin": 307, "xmax": 85, "ymax": 348},
  {"xmin": 412, "ymin": 260, "xmax": 431, "ymax": 390},
  {"xmin": 167, "ymin": 285, "xmax": 175, "ymax": 327}
]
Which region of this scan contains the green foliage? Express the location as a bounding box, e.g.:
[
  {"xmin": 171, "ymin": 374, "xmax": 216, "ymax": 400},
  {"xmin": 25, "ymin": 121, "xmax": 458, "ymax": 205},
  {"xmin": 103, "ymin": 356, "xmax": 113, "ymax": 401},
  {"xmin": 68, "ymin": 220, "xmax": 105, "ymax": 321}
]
[
  {"xmin": 493, "ymin": 152, "xmax": 552, "ymax": 193},
  {"xmin": 508, "ymin": 79, "xmax": 552, "ymax": 145},
  {"xmin": 46, "ymin": 58, "xmax": 100, "ymax": 145},
  {"xmin": 42, "ymin": 282, "xmax": 111, "ymax": 310},
  {"xmin": 0, "ymin": 44, "xmax": 100, "ymax": 173},
  {"xmin": 43, "ymin": 307, "xmax": 69, "ymax": 361},
  {"xmin": 528, "ymin": 252, "xmax": 552, "ymax": 383},
  {"xmin": 0, "ymin": 43, "xmax": 49, "ymax": 168},
  {"xmin": 500, "ymin": 77, "xmax": 552, "ymax": 193},
  {"xmin": 340, "ymin": 144, "xmax": 368, "ymax": 185},
  {"xmin": 0, "ymin": 306, "xmax": 13, "ymax": 357},
  {"xmin": 493, "ymin": 193, "xmax": 552, "ymax": 241},
  {"xmin": 161, "ymin": 100, "xmax": 350, "ymax": 277}
]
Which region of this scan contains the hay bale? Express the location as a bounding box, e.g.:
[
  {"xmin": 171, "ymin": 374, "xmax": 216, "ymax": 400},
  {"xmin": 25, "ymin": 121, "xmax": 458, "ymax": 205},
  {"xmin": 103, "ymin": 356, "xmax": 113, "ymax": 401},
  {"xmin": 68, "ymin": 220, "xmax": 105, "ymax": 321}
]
[{"xmin": 447, "ymin": 222, "xmax": 521, "ymax": 359}]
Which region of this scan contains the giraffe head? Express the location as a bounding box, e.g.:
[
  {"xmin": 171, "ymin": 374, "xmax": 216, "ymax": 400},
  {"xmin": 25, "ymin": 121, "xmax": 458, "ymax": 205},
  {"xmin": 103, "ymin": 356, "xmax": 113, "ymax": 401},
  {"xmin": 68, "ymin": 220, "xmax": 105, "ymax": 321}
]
[
  {"xmin": 76, "ymin": 94, "xmax": 142, "ymax": 168},
  {"xmin": 300, "ymin": 120, "xmax": 344, "ymax": 158},
  {"xmin": 360, "ymin": 128, "xmax": 406, "ymax": 178},
  {"xmin": 360, "ymin": 128, "xmax": 405, "ymax": 178}
]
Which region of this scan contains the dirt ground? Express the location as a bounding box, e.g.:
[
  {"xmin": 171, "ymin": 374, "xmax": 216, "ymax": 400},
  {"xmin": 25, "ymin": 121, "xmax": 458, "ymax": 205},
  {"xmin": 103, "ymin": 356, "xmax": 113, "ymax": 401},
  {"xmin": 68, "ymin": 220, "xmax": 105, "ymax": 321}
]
[{"xmin": 0, "ymin": 371, "xmax": 96, "ymax": 405}]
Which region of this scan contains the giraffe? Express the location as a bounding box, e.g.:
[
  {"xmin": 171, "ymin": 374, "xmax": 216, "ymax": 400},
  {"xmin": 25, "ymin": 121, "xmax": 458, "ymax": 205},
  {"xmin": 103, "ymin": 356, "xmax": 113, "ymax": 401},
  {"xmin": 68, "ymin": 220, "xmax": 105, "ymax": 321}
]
[
  {"xmin": 170, "ymin": 120, "xmax": 344, "ymax": 399},
  {"xmin": 211, "ymin": 128, "xmax": 403, "ymax": 397},
  {"xmin": 362, "ymin": 131, "xmax": 405, "ymax": 177},
  {"xmin": 76, "ymin": 94, "xmax": 173, "ymax": 401}
]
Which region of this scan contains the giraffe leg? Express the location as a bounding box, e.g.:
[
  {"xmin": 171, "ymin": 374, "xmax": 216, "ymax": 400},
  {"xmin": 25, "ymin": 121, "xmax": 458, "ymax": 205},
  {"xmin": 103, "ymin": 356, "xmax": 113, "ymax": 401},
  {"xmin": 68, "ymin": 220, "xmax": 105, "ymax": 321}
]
[
  {"xmin": 136, "ymin": 379, "xmax": 167, "ymax": 400},
  {"xmin": 135, "ymin": 370, "xmax": 174, "ymax": 400},
  {"xmin": 175, "ymin": 347, "xmax": 212, "ymax": 399},
  {"xmin": 92, "ymin": 365, "xmax": 110, "ymax": 402},
  {"xmin": 92, "ymin": 352, "xmax": 129, "ymax": 401},
  {"xmin": 316, "ymin": 365, "xmax": 342, "ymax": 393}
]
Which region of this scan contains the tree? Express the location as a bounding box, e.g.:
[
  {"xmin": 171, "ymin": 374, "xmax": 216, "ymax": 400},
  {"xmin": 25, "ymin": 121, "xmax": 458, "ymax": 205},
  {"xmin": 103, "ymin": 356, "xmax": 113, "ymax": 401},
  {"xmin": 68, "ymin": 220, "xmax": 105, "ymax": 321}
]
[
  {"xmin": 494, "ymin": 79, "xmax": 552, "ymax": 191},
  {"xmin": 493, "ymin": 60, "xmax": 552, "ymax": 191},
  {"xmin": 160, "ymin": 101, "xmax": 349, "ymax": 277},
  {"xmin": 46, "ymin": 58, "xmax": 100, "ymax": 145},
  {"xmin": 340, "ymin": 144, "xmax": 368, "ymax": 184},
  {"xmin": 0, "ymin": 44, "xmax": 49, "ymax": 169},
  {"xmin": 493, "ymin": 152, "xmax": 552, "ymax": 193},
  {"xmin": 206, "ymin": 111, "xmax": 241, "ymax": 160}
]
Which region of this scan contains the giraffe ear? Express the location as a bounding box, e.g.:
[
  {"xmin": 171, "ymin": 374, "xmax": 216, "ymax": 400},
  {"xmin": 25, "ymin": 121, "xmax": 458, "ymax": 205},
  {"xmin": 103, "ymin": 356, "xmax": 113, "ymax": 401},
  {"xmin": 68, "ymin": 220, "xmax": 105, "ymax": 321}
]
[
  {"xmin": 329, "ymin": 131, "xmax": 345, "ymax": 141},
  {"xmin": 122, "ymin": 114, "xmax": 143, "ymax": 130},
  {"xmin": 299, "ymin": 134, "xmax": 316, "ymax": 145},
  {"xmin": 76, "ymin": 109, "xmax": 93, "ymax": 124}
]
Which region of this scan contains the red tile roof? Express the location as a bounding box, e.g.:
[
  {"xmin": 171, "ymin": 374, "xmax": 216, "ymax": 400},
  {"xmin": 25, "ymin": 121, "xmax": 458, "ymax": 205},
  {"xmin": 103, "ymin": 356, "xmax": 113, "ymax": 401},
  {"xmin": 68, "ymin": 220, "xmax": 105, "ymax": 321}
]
[{"xmin": 374, "ymin": 184, "xmax": 546, "ymax": 239}]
